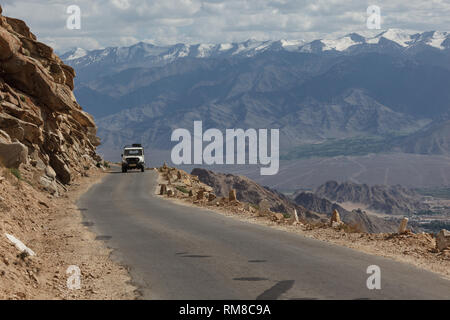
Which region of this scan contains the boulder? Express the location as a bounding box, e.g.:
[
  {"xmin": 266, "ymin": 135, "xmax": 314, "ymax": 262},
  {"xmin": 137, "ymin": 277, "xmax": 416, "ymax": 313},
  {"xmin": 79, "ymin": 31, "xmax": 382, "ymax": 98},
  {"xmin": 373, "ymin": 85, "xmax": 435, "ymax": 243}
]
[
  {"xmin": 398, "ymin": 217, "xmax": 409, "ymax": 233},
  {"xmin": 86, "ymin": 126, "xmax": 101, "ymax": 147},
  {"xmin": 258, "ymin": 199, "xmax": 271, "ymax": 216},
  {"xmin": 45, "ymin": 165, "xmax": 56, "ymax": 179},
  {"xmin": 182, "ymin": 178, "xmax": 192, "ymax": 186},
  {"xmin": 273, "ymin": 213, "xmax": 284, "ymax": 221},
  {"xmin": 436, "ymin": 229, "xmax": 450, "ymax": 251},
  {"xmin": 0, "ymin": 129, "xmax": 11, "ymax": 143},
  {"xmin": 0, "ymin": 27, "xmax": 21, "ymax": 60},
  {"xmin": 49, "ymin": 154, "xmax": 71, "ymax": 184},
  {"xmin": 196, "ymin": 190, "xmax": 205, "ymax": 200},
  {"xmin": 229, "ymin": 189, "xmax": 237, "ymax": 201},
  {"xmin": 330, "ymin": 209, "xmax": 343, "ymax": 227},
  {"xmin": 39, "ymin": 175, "xmax": 58, "ymax": 196},
  {"xmin": 0, "ymin": 141, "xmax": 27, "ymax": 168}
]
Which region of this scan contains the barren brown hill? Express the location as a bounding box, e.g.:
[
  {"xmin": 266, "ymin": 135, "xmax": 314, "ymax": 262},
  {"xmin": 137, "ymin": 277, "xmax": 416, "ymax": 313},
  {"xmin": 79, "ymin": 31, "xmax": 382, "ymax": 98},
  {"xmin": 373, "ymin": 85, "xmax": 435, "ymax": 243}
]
[
  {"xmin": 293, "ymin": 192, "xmax": 400, "ymax": 233},
  {"xmin": 192, "ymin": 168, "xmax": 400, "ymax": 233},
  {"xmin": 191, "ymin": 168, "xmax": 320, "ymax": 220},
  {"xmin": 315, "ymin": 181, "xmax": 429, "ymax": 215}
]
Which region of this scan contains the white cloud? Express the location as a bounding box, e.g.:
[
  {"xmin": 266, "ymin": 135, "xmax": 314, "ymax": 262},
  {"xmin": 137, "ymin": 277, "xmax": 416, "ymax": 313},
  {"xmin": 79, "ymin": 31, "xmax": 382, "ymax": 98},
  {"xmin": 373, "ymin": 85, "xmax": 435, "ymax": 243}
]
[
  {"xmin": 1, "ymin": 0, "xmax": 449, "ymax": 53},
  {"xmin": 111, "ymin": 0, "xmax": 131, "ymax": 10}
]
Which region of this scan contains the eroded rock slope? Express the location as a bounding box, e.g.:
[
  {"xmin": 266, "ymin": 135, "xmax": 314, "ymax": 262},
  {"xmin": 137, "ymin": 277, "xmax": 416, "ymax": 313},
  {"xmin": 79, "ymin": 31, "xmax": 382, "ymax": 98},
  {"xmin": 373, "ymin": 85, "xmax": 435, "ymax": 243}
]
[{"xmin": 0, "ymin": 6, "xmax": 100, "ymax": 189}]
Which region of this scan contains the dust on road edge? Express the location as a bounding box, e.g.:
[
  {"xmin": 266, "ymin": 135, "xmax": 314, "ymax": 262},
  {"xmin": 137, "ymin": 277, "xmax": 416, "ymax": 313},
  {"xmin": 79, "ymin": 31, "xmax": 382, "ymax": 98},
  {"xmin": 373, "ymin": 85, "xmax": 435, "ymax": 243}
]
[{"xmin": 66, "ymin": 168, "xmax": 139, "ymax": 300}]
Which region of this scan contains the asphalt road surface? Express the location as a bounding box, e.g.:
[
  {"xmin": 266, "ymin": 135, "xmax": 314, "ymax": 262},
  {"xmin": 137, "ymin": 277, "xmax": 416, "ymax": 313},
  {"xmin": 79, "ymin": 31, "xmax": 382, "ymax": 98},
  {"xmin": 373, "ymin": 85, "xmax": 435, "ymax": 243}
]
[{"xmin": 78, "ymin": 169, "xmax": 450, "ymax": 300}]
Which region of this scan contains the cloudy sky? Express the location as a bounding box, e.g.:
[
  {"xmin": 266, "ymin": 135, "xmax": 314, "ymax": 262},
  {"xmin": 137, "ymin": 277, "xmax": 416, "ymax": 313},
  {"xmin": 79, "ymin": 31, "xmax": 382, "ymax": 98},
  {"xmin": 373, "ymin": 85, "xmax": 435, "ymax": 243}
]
[{"xmin": 1, "ymin": 0, "xmax": 450, "ymax": 53}]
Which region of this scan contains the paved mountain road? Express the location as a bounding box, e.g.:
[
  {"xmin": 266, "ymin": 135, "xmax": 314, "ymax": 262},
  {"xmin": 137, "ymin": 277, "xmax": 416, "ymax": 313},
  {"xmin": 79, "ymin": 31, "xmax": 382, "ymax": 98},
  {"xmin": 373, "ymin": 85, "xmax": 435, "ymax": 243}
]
[{"xmin": 78, "ymin": 169, "xmax": 450, "ymax": 300}]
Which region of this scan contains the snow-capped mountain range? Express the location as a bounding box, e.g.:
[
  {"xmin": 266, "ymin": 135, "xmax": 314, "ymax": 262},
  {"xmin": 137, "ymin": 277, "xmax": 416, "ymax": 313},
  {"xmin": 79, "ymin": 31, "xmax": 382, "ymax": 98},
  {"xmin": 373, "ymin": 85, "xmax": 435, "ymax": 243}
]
[
  {"xmin": 61, "ymin": 28, "xmax": 450, "ymax": 161},
  {"xmin": 61, "ymin": 29, "xmax": 450, "ymax": 68}
]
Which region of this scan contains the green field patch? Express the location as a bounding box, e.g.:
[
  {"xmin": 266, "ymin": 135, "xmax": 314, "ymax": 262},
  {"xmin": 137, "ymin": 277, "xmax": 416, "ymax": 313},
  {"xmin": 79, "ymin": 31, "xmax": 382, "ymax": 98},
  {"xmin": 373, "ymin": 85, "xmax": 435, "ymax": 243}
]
[{"xmin": 281, "ymin": 135, "xmax": 404, "ymax": 160}]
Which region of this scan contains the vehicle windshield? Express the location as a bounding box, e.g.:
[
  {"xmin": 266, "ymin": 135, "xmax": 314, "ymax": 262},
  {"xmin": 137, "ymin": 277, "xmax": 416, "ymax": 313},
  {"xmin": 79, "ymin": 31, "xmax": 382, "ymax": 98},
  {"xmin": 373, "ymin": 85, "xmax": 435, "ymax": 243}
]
[{"xmin": 124, "ymin": 149, "xmax": 143, "ymax": 156}]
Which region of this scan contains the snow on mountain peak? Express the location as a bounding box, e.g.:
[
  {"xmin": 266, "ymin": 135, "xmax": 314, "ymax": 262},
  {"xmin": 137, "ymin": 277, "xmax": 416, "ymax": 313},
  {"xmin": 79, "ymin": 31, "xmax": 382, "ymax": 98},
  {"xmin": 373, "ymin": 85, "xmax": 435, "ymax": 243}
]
[
  {"xmin": 424, "ymin": 31, "xmax": 449, "ymax": 49},
  {"xmin": 364, "ymin": 29, "xmax": 450, "ymax": 49},
  {"xmin": 232, "ymin": 39, "xmax": 270, "ymax": 55},
  {"xmin": 196, "ymin": 43, "xmax": 215, "ymax": 57},
  {"xmin": 219, "ymin": 43, "xmax": 233, "ymax": 51},
  {"xmin": 280, "ymin": 39, "xmax": 305, "ymax": 51},
  {"xmin": 65, "ymin": 47, "xmax": 87, "ymax": 60},
  {"xmin": 321, "ymin": 35, "xmax": 363, "ymax": 51},
  {"xmin": 61, "ymin": 30, "xmax": 450, "ymax": 67},
  {"xmin": 368, "ymin": 28, "xmax": 415, "ymax": 47}
]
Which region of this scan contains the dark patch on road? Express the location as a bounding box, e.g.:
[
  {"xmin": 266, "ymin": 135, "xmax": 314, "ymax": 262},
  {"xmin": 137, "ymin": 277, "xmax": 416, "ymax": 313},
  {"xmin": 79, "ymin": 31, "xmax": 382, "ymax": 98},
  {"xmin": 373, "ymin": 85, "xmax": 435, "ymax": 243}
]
[
  {"xmin": 181, "ymin": 255, "xmax": 211, "ymax": 258},
  {"xmin": 248, "ymin": 260, "xmax": 267, "ymax": 263},
  {"xmin": 175, "ymin": 252, "xmax": 189, "ymax": 255},
  {"xmin": 256, "ymin": 280, "xmax": 295, "ymax": 300},
  {"xmin": 78, "ymin": 208, "xmax": 88, "ymax": 211},
  {"xmin": 233, "ymin": 277, "xmax": 268, "ymax": 282},
  {"xmin": 95, "ymin": 235, "xmax": 112, "ymax": 241},
  {"xmin": 82, "ymin": 221, "xmax": 94, "ymax": 227}
]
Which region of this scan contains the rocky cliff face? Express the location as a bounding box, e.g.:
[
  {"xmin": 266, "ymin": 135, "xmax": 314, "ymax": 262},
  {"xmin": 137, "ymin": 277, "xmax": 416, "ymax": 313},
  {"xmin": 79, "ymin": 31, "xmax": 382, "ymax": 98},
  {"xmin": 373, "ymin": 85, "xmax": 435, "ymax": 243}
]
[{"xmin": 0, "ymin": 6, "xmax": 100, "ymax": 187}]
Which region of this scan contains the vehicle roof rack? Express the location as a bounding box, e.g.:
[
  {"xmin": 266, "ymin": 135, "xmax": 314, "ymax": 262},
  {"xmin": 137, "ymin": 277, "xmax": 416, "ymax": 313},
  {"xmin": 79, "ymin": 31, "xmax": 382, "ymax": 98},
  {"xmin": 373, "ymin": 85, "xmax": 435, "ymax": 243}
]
[{"xmin": 124, "ymin": 144, "xmax": 143, "ymax": 148}]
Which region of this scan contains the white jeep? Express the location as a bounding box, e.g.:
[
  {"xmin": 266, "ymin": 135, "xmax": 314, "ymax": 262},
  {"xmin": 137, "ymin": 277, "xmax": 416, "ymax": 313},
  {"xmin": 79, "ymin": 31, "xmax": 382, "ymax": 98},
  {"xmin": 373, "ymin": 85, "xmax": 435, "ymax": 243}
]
[{"xmin": 121, "ymin": 144, "xmax": 145, "ymax": 173}]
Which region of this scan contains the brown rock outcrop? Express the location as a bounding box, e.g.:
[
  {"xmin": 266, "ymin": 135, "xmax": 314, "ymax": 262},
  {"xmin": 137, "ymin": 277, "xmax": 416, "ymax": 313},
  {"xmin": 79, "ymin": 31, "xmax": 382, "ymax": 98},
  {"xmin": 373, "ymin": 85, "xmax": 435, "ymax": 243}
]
[
  {"xmin": 397, "ymin": 217, "xmax": 409, "ymax": 234},
  {"xmin": 330, "ymin": 209, "xmax": 343, "ymax": 227},
  {"xmin": 436, "ymin": 229, "xmax": 450, "ymax": 251},
  {"xmin": 0, "ymin": 6, "xmax": 100, "ymax": 184},
  {"xmin": 228, "ymin": 189, "xmax": 237, "ymax": 202},
  {"xmin": 0, "ymin": 129, "xmax": 27, "ymax": 168},
  {"xmin": 191, "ymin": 168, "xmax": 307, "ymax": 217}
]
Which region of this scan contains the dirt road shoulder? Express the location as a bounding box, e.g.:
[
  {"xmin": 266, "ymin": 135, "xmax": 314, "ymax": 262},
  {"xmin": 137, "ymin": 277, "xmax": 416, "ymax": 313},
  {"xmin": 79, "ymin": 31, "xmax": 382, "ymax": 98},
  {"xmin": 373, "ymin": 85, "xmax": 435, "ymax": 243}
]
[{"xmin": 0, "ymin": 166, "xmax": 137, "ymax": 300}]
